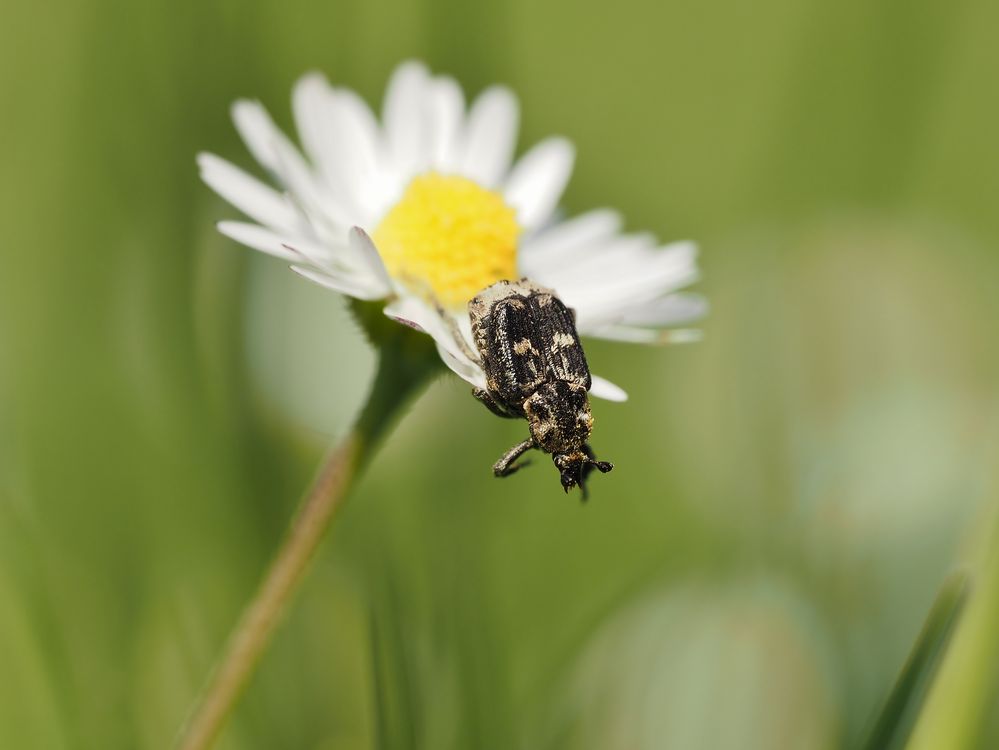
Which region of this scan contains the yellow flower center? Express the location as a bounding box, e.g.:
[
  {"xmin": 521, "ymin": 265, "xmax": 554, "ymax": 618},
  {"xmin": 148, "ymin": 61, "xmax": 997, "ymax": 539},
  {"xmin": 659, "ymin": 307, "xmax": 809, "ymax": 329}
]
[{"xmin": 373, "ymin": 173, "xmax": 521, "ymax": 308}]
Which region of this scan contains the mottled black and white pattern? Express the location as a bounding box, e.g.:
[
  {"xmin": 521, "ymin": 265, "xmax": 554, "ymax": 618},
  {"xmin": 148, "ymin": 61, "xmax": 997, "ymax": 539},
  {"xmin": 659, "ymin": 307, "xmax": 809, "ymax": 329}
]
[{"xmin": 469, "ymin": 279, "xmax": 612, "ymax": 498}]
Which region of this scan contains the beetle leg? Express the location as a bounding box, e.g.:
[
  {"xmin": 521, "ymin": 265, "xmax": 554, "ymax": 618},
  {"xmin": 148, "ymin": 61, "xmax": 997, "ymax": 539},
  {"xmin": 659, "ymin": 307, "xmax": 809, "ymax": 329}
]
[
  {"xmin": 581, "ymin": 443, "xmax": 614, "ymax": 474},
  {"xmin": 473, "ymin": 388, "xmax": 519, "ymax": 419},
  {"xmin": 493, "ymin": 438, "xmax": 536, "ymax": 477},
  {"xmin": 578, "ymin": 442, "xmax": 613, "ymax": 499}
]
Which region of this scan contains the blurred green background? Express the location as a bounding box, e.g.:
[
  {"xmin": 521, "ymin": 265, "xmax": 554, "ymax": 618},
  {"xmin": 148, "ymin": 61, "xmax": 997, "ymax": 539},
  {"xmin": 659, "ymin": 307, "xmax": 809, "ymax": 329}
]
[{"xmin": 2, "ymin": 0, "xmax": 998, "ymax": 747}]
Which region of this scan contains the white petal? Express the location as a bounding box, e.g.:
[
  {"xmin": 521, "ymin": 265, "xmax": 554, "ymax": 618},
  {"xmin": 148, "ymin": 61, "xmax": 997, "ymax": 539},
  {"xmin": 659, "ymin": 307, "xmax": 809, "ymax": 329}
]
[
  {"xmin": 559, "ymin": 242, "xmax": 701, "ymax": 328},
  {"xmin": 292, "ymin": 74, "xmax": 384, "ymax": 223},
  {"xmin": 504, "ymin": 137, "xmax": 575, "ymax": 231},
  {"xmin": 519, "ymin": 208, "xmax": 623, "ymax": 265},
  {"xmin": 383, "ymin": 297, "xmax": 482, "ymax": 374},
  {"xmin": 665, "ymin": 328, "xmax": 704, "ymax": 344},
  {"xmin": 276, "ymin": 237, "xmax": 347, "ymax": 269},
  {"xmin": 459, "ymin": 85, "xmax": 519, "ymax": 187},
  {"xmin": 290, "ymin": 265, "xmax": 387, "ymax": 301},
  {"xmin": 335, "ymin": 89, "xmax": 392, "ymax": 219},
  {"xmin": 292, "ymin": 75, "xmax": 361, "ymax": 209},
  {"xmin": 231, "ymin": 100, "xmax": 338, "ymax": 225},
  {"xmin": 217, "ymin": 220, "xmax": 361, "ymax": 275},
  {"xmin": 427, "ymin": 76, "xmax": 466, "ymax": 172},
  {"xmin": 345, "ymin": 227, "xmax": 393, "ymax": 297},
  {"xmin": 456, "ymin": 313, "xmax": 475, "ymax": 350},
  {"xmin": 292, "ymin": 73, "xmax": 336, "ymax": 172},
  {"xmin": 382, "ymin": 61, "xmax": 431, "ymax": 177},
  {"xmin": 589, "ymin": 375, "xmax": 628, "ymax": 402},
  {"xmin": 534, "ymin": 233, "xmax": 660, "ymax": 288},
  {"xmin": 590, "ymin": 327, "xmax": 660, "ymax": 344},
  {"xmin": 198, "ymin": 153, "xmax": 300, "ymax": 232},
  {"xmin": 231, "ymin": 99, "xmax": 299, "ymax": 177},
  {"xmin": 584, "ymin": 326, "xmax": 703, "ymax": 345},
  {"xmin": 619, "ymin": 293, "xmax": 709, "ymax": 327},
  {"xmin": 216, "ymin": 221, "xmax": 301, "ymax": 260},
  {"xmin": 435, "ymin": 341, "xmax": 487, "ymax": 388}
]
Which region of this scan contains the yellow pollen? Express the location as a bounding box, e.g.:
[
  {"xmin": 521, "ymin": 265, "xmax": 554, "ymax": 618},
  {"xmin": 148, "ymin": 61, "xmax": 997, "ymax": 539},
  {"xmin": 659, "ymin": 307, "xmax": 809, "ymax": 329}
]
[{"xmin": 373, "ymin": 173, "xmax": 521, "ymax": 308}]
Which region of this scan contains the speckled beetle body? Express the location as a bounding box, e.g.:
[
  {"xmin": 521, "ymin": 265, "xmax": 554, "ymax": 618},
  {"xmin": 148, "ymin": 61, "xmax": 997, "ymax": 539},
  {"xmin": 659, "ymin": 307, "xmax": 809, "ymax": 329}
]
[{"xmin": 469, "ymin": 279, "xmax": 613, "ymax": 497}]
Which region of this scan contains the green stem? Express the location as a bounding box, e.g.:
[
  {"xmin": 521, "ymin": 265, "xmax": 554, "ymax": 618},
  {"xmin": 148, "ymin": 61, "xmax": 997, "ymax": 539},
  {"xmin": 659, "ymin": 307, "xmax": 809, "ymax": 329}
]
[{"xmin": 175, "ymin": 331, "xmax": 440, "ymax": 750}]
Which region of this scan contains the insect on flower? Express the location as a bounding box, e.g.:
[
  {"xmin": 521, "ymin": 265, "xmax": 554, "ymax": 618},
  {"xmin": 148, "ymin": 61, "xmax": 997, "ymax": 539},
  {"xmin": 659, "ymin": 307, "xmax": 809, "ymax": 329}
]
[
  {"xmin": 469, "ymin": 279, "xmax": 613, "ymax": 498},
  {"xmin": 198, "ymin": 61, "xmax": 707, "ymax": 494}
]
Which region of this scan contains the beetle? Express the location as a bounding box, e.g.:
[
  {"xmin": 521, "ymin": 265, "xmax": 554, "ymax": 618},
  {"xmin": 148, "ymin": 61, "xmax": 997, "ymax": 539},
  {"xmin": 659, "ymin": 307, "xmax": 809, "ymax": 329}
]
[{"xmin": 468, "ymin": 278, "xmax": 613, "ymax": 497}]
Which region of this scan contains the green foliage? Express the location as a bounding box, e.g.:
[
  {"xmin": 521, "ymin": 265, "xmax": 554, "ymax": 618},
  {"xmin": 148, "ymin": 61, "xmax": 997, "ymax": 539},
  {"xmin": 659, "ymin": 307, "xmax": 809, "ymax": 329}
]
[
  {"xmin": 860, "ymin": 572, "xmax": 969, "ymax": 750},
  {"xmin": 1, "ymin": 0, "xmax": 998, "ymax": 747}
]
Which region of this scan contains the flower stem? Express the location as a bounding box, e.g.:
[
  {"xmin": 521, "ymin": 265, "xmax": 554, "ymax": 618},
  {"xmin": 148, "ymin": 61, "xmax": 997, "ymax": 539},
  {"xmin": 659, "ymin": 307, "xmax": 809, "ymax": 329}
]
[{"xmin": 176, "ymin": 330, "xmax": 440, "ymax": 750}]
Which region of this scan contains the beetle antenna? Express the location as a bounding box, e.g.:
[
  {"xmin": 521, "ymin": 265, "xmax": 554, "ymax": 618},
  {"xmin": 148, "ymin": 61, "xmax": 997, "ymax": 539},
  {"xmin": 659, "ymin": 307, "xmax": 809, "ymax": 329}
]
[{"xmin": 589, "ymin": 459, "xmax": 613, "ymax": 474}]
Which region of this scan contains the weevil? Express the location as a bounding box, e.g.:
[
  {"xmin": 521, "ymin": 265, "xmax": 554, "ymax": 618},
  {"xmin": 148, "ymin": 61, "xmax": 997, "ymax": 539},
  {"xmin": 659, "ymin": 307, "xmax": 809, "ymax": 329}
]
[{"xmin": 468, "ymin": 279, "xmax": 613, "ymax": 497}]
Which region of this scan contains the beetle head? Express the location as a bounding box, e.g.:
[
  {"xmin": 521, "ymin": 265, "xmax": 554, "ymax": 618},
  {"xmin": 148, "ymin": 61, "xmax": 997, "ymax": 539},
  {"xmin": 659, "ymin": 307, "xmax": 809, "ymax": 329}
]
[
  {"xmin": 553, "ymin": 450, "xmax": 614, "ymax": 497},
  {"xmin": 524, "ymin": 382, "xmax": 613, "ymax": 496}
]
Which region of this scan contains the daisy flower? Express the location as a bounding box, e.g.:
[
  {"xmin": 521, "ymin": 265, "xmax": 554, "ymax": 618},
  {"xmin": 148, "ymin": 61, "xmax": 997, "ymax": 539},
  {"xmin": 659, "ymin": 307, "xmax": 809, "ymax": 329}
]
[{"xmin": 198, "ymin": 61, "xmax": 705, "ymax": 402}]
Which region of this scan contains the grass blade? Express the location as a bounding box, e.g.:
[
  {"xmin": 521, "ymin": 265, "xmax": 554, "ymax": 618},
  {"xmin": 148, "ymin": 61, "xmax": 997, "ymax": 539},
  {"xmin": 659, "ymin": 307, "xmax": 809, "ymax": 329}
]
[{"xmin": 859, "ymin": 570, "xmax": 970, "ymax": 750}]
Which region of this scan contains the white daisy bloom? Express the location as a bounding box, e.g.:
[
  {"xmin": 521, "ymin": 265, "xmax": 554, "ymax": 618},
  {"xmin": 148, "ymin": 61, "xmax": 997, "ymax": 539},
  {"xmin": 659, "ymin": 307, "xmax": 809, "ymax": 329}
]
[{"xmin": 198, "ymin": 61, "xmax": 705, "ymax": 402}]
